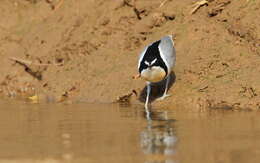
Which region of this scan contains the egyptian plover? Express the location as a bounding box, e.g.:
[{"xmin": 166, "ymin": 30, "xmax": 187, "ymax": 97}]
[{"xmin": 138, "ymin": 35, "xmax": 176, "ymax": 110}]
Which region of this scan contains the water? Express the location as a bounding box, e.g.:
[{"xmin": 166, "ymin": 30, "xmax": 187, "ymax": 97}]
[{"xmin": 0, "ymin": 100, "xmax": 260, "ymax": 163}]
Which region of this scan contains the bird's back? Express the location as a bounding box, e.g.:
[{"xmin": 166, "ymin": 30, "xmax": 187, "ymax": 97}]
[{"xmin": 158, "ymin": 35, "xmax": 176, "ymax": 70}]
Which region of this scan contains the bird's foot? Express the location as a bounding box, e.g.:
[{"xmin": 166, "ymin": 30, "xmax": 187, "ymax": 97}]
[{"xmin": 156, "ymin": 94, "xmax": 171, "ymax": 101}]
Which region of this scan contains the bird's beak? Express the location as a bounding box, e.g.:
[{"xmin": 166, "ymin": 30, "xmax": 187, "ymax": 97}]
[{"xmin": 132, "ymin": 74, "xmax": 141, "ymax": 79}]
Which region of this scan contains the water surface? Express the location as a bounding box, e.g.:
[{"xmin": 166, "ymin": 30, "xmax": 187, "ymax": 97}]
[{"xmin": 0, "ymin": 100, "xmax": 259, "ymax": 163}]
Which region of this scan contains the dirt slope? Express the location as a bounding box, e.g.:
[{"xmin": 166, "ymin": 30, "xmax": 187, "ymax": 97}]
[{"xmin": 0, "ymin": 0, "xmax": 259, "ymax": 110}]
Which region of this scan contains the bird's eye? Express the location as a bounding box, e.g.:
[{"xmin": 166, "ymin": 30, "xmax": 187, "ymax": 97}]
[{"xmin": 144, "ymin": 61, "xmax": 149, "ymax": 66}]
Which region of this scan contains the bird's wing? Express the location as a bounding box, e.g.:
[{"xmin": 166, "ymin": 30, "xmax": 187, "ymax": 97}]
[{"xmin": 158, "ymin": 35, "xmax": 176, "ymax": 70}]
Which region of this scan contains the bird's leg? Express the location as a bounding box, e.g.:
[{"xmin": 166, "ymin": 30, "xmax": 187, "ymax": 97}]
[
  {"xmin": 145, "ymin": 82, "xmax": 151, "ymax": 120},
  {"xmin": 157, "ymin": 75, "xmax": 171, "ymax": 101}
]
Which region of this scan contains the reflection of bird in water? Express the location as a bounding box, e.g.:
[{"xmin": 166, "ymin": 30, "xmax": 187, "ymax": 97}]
[
  {"xmin": 140, "ymin": 111, "xmax": 177, "ymax": 163},
  {"xmin": 137, "ymin": 35, "xmax": 176, "ymax": 115}
]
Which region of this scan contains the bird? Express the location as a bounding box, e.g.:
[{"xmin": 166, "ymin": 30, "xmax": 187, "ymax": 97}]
[{"xmin": 137, "ymin": 35, "xmax": 176, "ymax": 111}]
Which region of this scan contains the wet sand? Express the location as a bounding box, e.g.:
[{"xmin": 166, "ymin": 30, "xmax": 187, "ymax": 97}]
[
  {"xmin": 0, "ymin": 100, "xmax": 260, "ymax": 163},
  {"xmin": 0, "ymin": 0, "xmax": 259, "ymax": 110}
]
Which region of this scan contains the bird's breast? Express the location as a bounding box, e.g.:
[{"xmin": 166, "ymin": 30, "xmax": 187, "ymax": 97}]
[{"xmin": 140, "ymin": 66, "xmax": 166, "ymax": 83}]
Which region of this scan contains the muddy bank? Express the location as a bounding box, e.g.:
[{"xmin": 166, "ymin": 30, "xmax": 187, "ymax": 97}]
[{"xmin": 0, "ymin": 0, "xmax": 259, "ymax": 110}]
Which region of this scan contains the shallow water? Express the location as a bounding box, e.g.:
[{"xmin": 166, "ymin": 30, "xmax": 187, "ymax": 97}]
[{"xmin": 0, "ymin": 101, "xmax": 260, "ymax": 163}]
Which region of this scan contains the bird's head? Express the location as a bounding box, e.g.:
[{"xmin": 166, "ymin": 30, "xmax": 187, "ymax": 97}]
[
  {"xmin": 144, "ymin": 58, "xmax": 157, "ymax": 69},
  {"xmin": 140, "ymin": 58, "xmax": 166, "ymax": 82}
]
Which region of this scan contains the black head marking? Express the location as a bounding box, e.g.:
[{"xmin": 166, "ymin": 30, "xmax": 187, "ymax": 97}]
[{"xmin": 139, "ymin": 40, "xmax": 168, "ymax": 75}]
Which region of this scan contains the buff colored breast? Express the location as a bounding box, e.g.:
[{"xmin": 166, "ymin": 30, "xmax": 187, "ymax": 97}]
[{"xmin": 140, "ymin": 66, "xmax": 166, "ymax": 83}]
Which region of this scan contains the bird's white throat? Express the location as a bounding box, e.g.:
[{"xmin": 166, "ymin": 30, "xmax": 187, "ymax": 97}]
[{"xmin": 141, "ymin": 66, "xmax": 166, "ymax": 83}]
